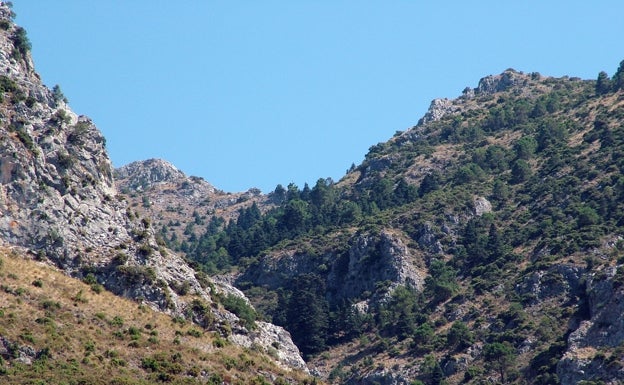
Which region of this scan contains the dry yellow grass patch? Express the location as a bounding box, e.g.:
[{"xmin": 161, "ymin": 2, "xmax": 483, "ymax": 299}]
[{"xmin": 0, "ymin": 247, "xmax": 316, "ymax": 384}]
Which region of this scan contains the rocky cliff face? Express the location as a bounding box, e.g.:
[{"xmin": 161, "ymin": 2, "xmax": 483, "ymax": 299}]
[
  {"xmin": 0, "ymin": 7, "xmax": 119, "ymax": 269},
  {"xmin": 557, "ymin": 265, "xmax": 624, "ymax": 385},
  {"xmin": 417, "ymin": 69, "xmax": 537, "ymax": 126},
  {"xmin": 0, "ymin": 6, "xmax": 306, "ymax": 371},
  {"xmin": 239, "ymin": 229, "xmax": 424, "ymax": 310}
]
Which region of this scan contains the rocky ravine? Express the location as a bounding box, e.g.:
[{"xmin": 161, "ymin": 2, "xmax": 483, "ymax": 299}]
[{"xmin": 0, "ymin": 5, "xmax": 306, "ymax": 371}]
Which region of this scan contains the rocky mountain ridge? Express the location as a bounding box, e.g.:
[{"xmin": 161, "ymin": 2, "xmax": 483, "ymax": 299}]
[{"xmin": 0, "ymin": 4, "xmax": 307, "ymax": 374}]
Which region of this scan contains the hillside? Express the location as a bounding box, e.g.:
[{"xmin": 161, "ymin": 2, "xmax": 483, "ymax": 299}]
[
  {"xmin": 0, "ymin": 3, "xmax": 311, "ymax": 382},
  {"xmin": 0, "ymin": 247, "xmax": 316, "ymax": 384},
  {"xmin": 123, "ymin": 62, "xmax": 624, "ymax": 385}
]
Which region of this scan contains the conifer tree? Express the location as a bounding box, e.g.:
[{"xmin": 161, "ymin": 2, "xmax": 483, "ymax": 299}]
[
  {"xmin": 612, "ymin": 60, "xmax": 624, "ymax": 91},
  {"xmin": 596, "ymin": 71, "xmax": 611, "ymax": 95}
]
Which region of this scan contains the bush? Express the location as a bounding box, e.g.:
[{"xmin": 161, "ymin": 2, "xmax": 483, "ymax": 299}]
[
  {"xmin": 170, "ymin": 280, "xmax": 191, "ymax": 296},
  {"xmin": 52, "ymin": 84, "xmax": 68, "ymax": 104},
  {"xmin": 446, "ymin": 321, "xmax": 474, "ymax": 350},
  {"xmin": 50, "ymin": 109, "xmax": 70, "ymax": 127},
  {"xmin": 137, "ymin": 243, "xmax": 153, "ymax": 257},
  {"xmin": 11, "ymin": 127, "xmax": 36, "ymax": 153},
  {"xmin": 0, "ymin": 75, "xmax": 17, "ymax": 93},
  {"xmin": 112, "ymin": 252, "xmax": 129, "ymax": 265},
  {"xmin": 110, "ymin": 316, "xmax": 124, "ymax": 327},
  {"xmin": 222, "ymin": 294, "xmax": 257, "ymax": 329},
  {"xmin": 83, "ymin": 273, "xmax": 98, "ymax": 285},
  {"xmin": 116, "ymin": 265, "xmax": 156, "ymax": 284},
  {"xmin": 10, "ymin": 27, "xmax": 31, "ymax": 61}
]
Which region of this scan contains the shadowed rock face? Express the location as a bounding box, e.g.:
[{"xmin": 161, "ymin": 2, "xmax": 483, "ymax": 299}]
[
  {"xmin": 0, "ymin": 5, "xmax": 306, "ymax": 371},
  {"xmin": 239, "ymin": 229, "xmax": 424, "ymax": 309},
  {"xmin": 557, "ymin": 267, "xmax": 624, "ymax": 385}
]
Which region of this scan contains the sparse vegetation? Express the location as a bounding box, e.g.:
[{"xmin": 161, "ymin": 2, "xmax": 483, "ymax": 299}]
[
  {"xmin": 0, "ymin": 248, "xmax": 315, "ymax": 384},
  {"xmin": 52, "ymin": 84, "xmax": 67, "ymax": 104}
]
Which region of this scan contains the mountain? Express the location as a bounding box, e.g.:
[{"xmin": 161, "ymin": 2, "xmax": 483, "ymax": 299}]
[
  {"xmin": 0, "ymin": 4, "xmax": 311, "ymax": 382},
  {"xmin": 6, "ymin": 2, "xmax": 624, "ymax": 384},
  {"xmin": 123, "ymin": 60, "xmax": 624, "ymax": 384}
]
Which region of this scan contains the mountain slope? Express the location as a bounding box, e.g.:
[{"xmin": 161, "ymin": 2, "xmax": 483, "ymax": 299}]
[
  {"xmin": 128, "ymin": 63, "xmax": 624, "ymax": 384},
  {"xmin": 0, "ymin": 247, "xmax": 317, "ymax": 384},
  {"xmin": 0, "ymin": 3, "xmax": 308, "ymax": 376}
]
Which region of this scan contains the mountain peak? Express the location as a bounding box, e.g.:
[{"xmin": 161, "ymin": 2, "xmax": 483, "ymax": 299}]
[
  {"xmin": 417, "ymin": 69, "xmax": 576, "ymax": 126},
  {"xmin": 116, "ymin": 158, "xmax": 188, "ymax": 190},
  {"xmin": 475, "ymin": 68, "xmax": 529, "ymax": 95}
]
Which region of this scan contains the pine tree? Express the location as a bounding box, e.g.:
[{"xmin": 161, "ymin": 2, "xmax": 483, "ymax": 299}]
[
  {"xmin": 612, "ymin": 60, "xmax": 624, "ymax": 91},
  {"xmin": 596, "ymin": 71, "xmax": 612, "ymax": 95},
  {"xmin": 286, "ymin": 274, "xmax": 329, "ymax": 356}
]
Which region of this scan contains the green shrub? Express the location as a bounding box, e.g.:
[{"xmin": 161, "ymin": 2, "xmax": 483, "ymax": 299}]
[
  {"xmin": 10, "ymin": 27, "xmax": 31, "ymax": 60},
  {"xmin": 221, "ymin": 294, "xmax": 257, "ymax": 329},
  {"xmin": 91, "ymin": 283, "xmax": 103, "ymax": 294},
  {"xmin": 212, "ymin": 337, "xmax": 227, "ymax": 348},
  {"xmin": 116, "ymin": 265, "xmax": 156, "ymax": 284},
  {"xmin": 110, "ymin": 316, "xmax": 124, "ymax": 327},
  {"xmin": 83, "ymin": 273, "xmax": 97, "ymax": 285},
  {"xmin": 52, "ymin": 84, "xmax": 68, "ymax": 104},
  {"xmin": 0, "ymin": 75, "xmax": 17, "ymax": 93}
]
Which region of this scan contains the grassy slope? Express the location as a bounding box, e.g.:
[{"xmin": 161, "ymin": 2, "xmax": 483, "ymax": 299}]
[{"xmin": 0, "ymin": 247, "xmax": 316, "ymax": 385}]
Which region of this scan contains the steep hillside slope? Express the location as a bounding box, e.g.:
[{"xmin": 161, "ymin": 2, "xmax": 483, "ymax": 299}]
[
  {"xmin": 0, "ymin": 3, "xmax": 307, "ymax": 375},
  {"xmin": 130, "ymin": 62, "xmax": 624, "ymax": 384},
  {"xmin": 0, "ymin": 248, "xmax": 316, "ymax": 384}
]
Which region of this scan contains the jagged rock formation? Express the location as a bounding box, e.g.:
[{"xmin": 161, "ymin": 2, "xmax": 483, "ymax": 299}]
[
  {"xmin": 419, "ymin": 98, "xmax": 457, "ymax": 125},
  {"xmin": 418, "ymin": 69, "xmax": 536, "ymax": 126},
  {"xmin": 475, "ymin": 69, "xmax": 528, "ymax": 95},
  {"xmin": 0, "ymin": 7, "xmax": 120, "ymax": 270},
  {"xmin": 0, "ymin": 5, "xmax": 306, "ymax": 371},
  {"xmin": 115, "ymin": 158, "xmax": 203, "ymax": 192}
]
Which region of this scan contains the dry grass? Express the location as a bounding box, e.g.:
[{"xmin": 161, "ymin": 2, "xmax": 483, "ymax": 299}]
[{"xmin": 0, "ymin": 247, "xmax": 316, "ymax": 384}]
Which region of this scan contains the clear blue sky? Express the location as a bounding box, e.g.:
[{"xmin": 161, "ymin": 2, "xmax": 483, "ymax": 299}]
[{"xmin": 13, "ymin": 1, "xmax": 624, "ymax": 192}]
